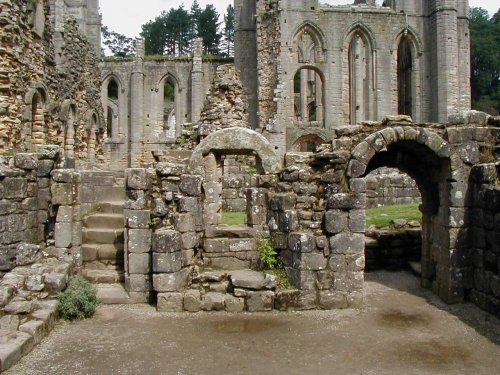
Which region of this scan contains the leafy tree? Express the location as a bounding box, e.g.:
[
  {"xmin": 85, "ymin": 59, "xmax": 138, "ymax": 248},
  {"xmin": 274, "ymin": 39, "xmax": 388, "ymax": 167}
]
[
  {"xmin": 101, "ymin": 26, "xmax": 135, "ymax": 57},
  {"xmin": 141, "ymin": 12, "xmax": 169, "ymax": 55},
  {"xmin": 197, "ymin": 5, "xmax": 222, "ymax": 55},
  {"xmin": 470, "ymin": 7, "xmax": 500, "ymax": 114},
  {"xmin": 223, "ymin": 4, "xmax": 235, "ymax": 57}
]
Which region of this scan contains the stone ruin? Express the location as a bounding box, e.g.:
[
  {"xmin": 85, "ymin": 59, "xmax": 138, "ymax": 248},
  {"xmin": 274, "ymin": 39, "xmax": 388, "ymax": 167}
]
[{"xmin": 0, "ymin": 0, "xmax": 499, "ymax": 371}]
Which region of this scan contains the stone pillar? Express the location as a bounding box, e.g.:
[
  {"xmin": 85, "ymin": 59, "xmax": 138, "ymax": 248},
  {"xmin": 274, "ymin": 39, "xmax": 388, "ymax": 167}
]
[
  {"xmin": 235, "ymin": 0, "xmax": 258, "ymax": 129},
  {"xmin": 130, "ymin": 40, "xmax": 145, "ymax": 167},
  {"xmin": 124, "ymin": 168, "xmax": 152, "ymax": 303},
  {"xmin": 434, "ymin": 0, "xmax": 459, "ymax": 122},
  {"xmin": 300, "ymin": 69, "xmax": 308, "ymax": 121},
  {"xmin": 191, "ymin": 38, "xmax": 204, "ymax": 124},
  {"xmin": 51, "ymin": 168, "xmax": 82, "ymax": 273}
]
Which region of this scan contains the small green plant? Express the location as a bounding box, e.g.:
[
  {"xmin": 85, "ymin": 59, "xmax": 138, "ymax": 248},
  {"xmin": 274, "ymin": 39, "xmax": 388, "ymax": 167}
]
[
  {"xmin": 258, "ymin": 236, "xmax": 278, "ymax": 270},
  {"xmin": 57, "ymin": 276, "xmax": 98, "ymax": 320}
]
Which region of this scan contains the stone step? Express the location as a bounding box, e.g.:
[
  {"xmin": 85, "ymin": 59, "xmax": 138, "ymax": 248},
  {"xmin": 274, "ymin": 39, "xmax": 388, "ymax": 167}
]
[
  {"xmin": 82, "ymin": 244, "xmax": 124, "ymax": 262},
  {"xmin": 83, "ymin": 213, "xmax": 124, "ymax": 229},
  {"xmin": 96, "ymin": 201, "xmax": 124, "ymax": 215},
  {"xmin": 82, "ymin": 269, "xmax": 124, "ymax": 284},
  {"xmin": 99, "ymin": 186, "xmax": 126, "ymax": 203},
  {"xmin": 96, "ymin": 284, "xmax": 132, "ymax": 304},
  {"xmin": 82, "ymin": 228, "xmax": 124, "ymax": 244}
]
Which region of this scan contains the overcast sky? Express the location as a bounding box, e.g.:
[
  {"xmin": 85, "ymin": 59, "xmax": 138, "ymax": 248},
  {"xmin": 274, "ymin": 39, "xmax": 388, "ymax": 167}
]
[{"xmin": 100, "ymin": 0, "xmax": 499, "ymax": 39}]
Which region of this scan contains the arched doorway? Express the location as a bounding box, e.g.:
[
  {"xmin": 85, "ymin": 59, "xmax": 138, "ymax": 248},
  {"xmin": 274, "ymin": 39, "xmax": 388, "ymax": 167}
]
[{"xmin": 348, "ymin": 128, "xmax": 468, "ymax": 303}]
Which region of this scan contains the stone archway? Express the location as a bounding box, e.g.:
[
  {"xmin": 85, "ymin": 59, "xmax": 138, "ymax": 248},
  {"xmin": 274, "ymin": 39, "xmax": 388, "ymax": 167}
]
[
  {"xmin": 347, "ymin": 126, "xmax": 469, "ymax": 304},
  {"xmin": 188, "ymin": 127, "xmax": 282, "ymax": 175}
]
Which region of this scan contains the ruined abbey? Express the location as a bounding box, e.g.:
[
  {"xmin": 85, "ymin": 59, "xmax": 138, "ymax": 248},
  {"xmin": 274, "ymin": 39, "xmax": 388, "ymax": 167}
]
[{"xmin": 0, "ymin": 0, "xmax": 499, "ymax": 370}]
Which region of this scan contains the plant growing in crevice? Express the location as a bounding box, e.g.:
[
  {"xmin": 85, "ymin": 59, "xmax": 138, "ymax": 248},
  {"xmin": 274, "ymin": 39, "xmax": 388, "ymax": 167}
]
[
  {"xmin": 57, "ymin": 276, "xmax": 97, "ymax": 320},
  {"xmin": 257, "ymin": 236, "xmax": 291, "ymax": 290}
]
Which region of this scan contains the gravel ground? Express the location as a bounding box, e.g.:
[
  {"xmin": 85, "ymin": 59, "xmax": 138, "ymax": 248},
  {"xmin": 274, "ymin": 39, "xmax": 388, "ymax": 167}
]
[{"xmin": 6, "ymin": 271, "xmax": 500, "ymax": 375}]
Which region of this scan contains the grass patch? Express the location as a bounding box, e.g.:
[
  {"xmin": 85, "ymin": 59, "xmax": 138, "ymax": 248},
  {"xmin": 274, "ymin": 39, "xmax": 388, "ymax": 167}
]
[
  {"xmin": 221, "ymin": 211, "xmax": 246, "ymax": 226},
  {"xmin": 366, "ymin": 203, "xmax": 422, "ymax": 228}
]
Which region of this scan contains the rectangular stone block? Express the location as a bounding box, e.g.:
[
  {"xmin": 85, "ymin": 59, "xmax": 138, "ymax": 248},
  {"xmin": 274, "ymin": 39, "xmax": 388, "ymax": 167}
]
[
  {"xmin": 128, "ymin": 229, "xmax": 152, "ymax": 254},
  {"xmin": 157, "ymin": 293, "xmax": 184, "ymax": 312},
  {"xmin": 203, "ymin": 183, "xmax": 222, "ymax": 203},
  {"xmin": 152, "ymin": 252, "xmax": 182, "ymax": 273},
  {"xmin": 230, "ymin": 239, "xmax": 256, "ymax": 252},
  {"xmin": 152, "ymin": 229, "xmax": 180, "ymax": 253},
  {"xmin": 329, "ymin": 233, "xmax": 364, "ymax": 255},
  {"xmin": 175, "ymin": 213, "xmax": 195, "ymax": 232},
  {"xmin": 181, "ymin": 232, "xmax": 199, "ymax": 250},
  {"xmin": 153, "ymin": 268, "xmax": 191, "ymax": 292},
  {"xmin": 293, "ymin": 252, "xmax": 327, "ymax": 271},
  {"xmin": 179, "ymin": 175, "xmax": 203, "ymax": 196},
  {"xmin": 51, "ymin": 183, "xmax": 73, "ymax": 205},
  {"xmin": 3, "ymin": 178, "xmax": 28, "ymax": 199},
  {"xmin": 178, "ymin": 197, "xmax": 199, "ymax": 212},
  {"xmin": 72, "ymin": 221, "xmax": 82, "ymax": 246},
  {"xmin": 126, "ymin": 210, "xmax": 150, "ymax": 229},
  {"xmin": 54, "ymin": 222, "xmax": 72, "ymax": 248},
  {"xmin": 204, "ymin": 238, "xmax": 229, "ymax": 253},
  {"xmin": 129, "ymin": 253, "xmax": 150, "ymax": 274},
  {"xmin": 288, "ymin": 233, "xmax": 315, "ymax": 253},
  {"xmin": 126, "ymin": 168, "xmax": 149, "ymax": 190}
]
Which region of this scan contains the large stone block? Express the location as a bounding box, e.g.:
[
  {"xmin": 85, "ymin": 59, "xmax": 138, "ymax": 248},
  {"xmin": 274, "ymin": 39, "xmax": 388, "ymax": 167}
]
[
  {"xmin": 152, "ymin": 252, "xmax": 182, "ymax": 273},
  {"xmin": 157, "ymin": 293, "xmax": 184, "ymax": 312},
  {"xmin": 269, "ymin": 194, "xmax": 296, "ymax": 211},
  {"xmin": 126, "ymin": 210, "xmax": 150, "ymax": 229},
  {"xmin": 181, "ymin": 232, "xmax": 199, "ymax": 250},
  {"xmin": 349, "ymin": 209, "xmax": 365, "ymax": 233},
  {"xmin": 129, "ymin": 253, "xmax": 150, "ymax": 274},
  {"xmin": 202, "ymin": 292, "xmax": 225, "ymax": 311},
  {"xmin": 229, "ymin": 270, "xmax": 276, "ymax": 290},
  {"xmin": 288, "ymin": 233, "xmax": 315, "ymax": 253},
  {"xmin": 174, "ymin": 213, "xmax": 195, "ymax": 233},
  {"xmin": 153, "ymin": 268, "xmax": 191, "ymax": 292},
  {"xmin": 128, "ymin": 229, "xmax": 151, "ymax": 254},
  {"xmin": 183, "ymin": 289, "xmax": 202, "ymax": 312},
  {"xmin": 246, "ymin": 291, "xmax": 275, "ymax": 312},
  {"xmin": 278, "ymin": 210, "xmax": 298, "ymax": 232},
  {"xmin": 4, "ymin": 178, "xmax": 28, "ymax": 199},
  {"xmin": 125, "ymin": 274, "xmax": 152, "ymax": 292},
  {"xmin": 54, "ymin": 222, "xmax": 72, "ymax": 248},
  {"xmin": 204, "ymin": 238, "xmax": 229, "ymax": 253},
  {"xmin": 324, "ymin": 210, "xmax": 347, "ymax": 234},
  {"xmin": 287, "ymin": 268, "xmax": 316, "ymax": 290},
  {"xmin": 293, "ymin": 252, "xmax": 327, "ymax": 271},
  {"xmin": 178, "ymin": 197, "xmax": 199, "ymax": 212},
  {"xmin": 224, "ymin": 295, "xmax": 245, "ymax": 312},
  {"xmin": 126, "ymin": 169, "xmax": 149, "ymax": 190},
  {"xmin": 318, "ymin": 291, "xmax": 348, "ymax": 309},
  {"xmin": 14, "ymin": 153, "xmax": 37, "ymax": 170},
  {"xmin": 51, "ymin": 183, "xmax": 73, "ymax": 205},
  {"xmin": 203, "ymin": 183, "xmax": 222, "ymax": 203},
  {"xmin": 152, "ymin": 229, "xmax": 180, "ymax": 253},
  {"xmin": 179, "ymin": 175, "xmax": 203, "ymax": 196},
  {"xmin": 327, "ymin": 193, "xmax": 366, "ymax": 210},
  {"xmin": 329, "ymin": 233, "xmax": 364, "ymax": 254}
]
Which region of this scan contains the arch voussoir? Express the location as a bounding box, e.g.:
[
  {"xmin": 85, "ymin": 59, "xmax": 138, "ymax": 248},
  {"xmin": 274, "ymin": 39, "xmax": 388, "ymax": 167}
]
[{"xmin": 351, "ymin": 141, "xmax": 375, "ymax": 165}]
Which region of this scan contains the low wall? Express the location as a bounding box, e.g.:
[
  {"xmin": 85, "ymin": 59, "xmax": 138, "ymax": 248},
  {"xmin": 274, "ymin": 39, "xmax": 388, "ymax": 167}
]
[
  {"xmin": 469, "ymin": 163, "xmax": 500, "ymax": 317},
  {"xmin": 366, "ymin": 168, "xmax": 421, "ymax": 208}
]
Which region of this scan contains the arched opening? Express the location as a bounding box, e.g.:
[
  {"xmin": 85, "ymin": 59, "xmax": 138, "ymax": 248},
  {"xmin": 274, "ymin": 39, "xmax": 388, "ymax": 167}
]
[
  {"xmin": 348, "ymin": 32, "xmax": 373, "ymax": 124},
  {"xmin": 293, "ymin": 67, "xmax": 324, "ymax": 126},
  {"xmin": 30, "ymin": 91, "xmax": 46, "ymax": 151},
  {"xmin": 163, "ymin": 76, "xmax": 177, "ymax": 140},
  {"xmin": 398, "ymin": 37, "xmax": 413, "ymax": 117},
  {"xmin": 291, "ymin": 134, "xmax": 326, "ymax": 152},
  {"xmin": 64, "ymin": 106, "xmax": 77, "ymax": 159},
  {"xmin": 365, "ymin": 167, "xmax": 422, "ymax": 272},
  {"xmin": 351, "ymin": 135, "xmax": 464, "ymax": 303},
  {"xmin": 107, "ymin": 79, "xmax": 119, "ymax": 101},
  {"xmin": 106, "ymin": 107, "xmax": 113, "ymax": 138},
  {"xmin": 87, "ymin": 113, "xmax": 98, "ymax": 161}
]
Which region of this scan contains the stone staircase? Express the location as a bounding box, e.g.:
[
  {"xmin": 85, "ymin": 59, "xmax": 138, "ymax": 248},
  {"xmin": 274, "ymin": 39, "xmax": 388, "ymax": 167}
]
[{"xmin": 82, "ymin": 201, "xmax": 131, "ymax": 304}]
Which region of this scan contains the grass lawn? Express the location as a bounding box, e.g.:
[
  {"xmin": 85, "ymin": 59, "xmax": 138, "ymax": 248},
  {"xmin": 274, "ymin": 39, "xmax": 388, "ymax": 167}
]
[
  {"xmin": 366, "ymin": 203, "xmax": 422, "ymax": 228},
  {"xmin": 221, "ymin": 211, "xmax": 246, "ymax": 226}
]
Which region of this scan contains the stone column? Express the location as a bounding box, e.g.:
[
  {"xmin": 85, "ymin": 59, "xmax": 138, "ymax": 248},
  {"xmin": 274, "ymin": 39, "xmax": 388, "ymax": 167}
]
[
  {"xmin": 124, "ymin": 168, "xmax": 152, "ymax": 303},
  {"xmin": 434, "ymin": 0, "xmax": 459, "ymax": 122},
  {"xmin": 130, "ymin": 40, "xmax": 145, "ymax": 167},
  {"xmin": 191, "ymin": 38, "xmax": 204, "ymax": 125}
]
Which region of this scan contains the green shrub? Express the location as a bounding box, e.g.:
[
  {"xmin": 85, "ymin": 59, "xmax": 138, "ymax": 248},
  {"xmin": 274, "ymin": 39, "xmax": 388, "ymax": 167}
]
[
  {"xmin": 58, "ymin": 277, "xmax": 98, "ymax": 320},
  {"xmin": 258, "ymin": 237, "xmax": 278, "ymax": 270}
]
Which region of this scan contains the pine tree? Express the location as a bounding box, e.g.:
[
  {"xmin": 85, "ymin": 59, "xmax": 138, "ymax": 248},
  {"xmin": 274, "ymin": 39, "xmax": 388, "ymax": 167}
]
[{"xmin": 223, "ymin": 4, "xmax": 235, "ymax": 57}]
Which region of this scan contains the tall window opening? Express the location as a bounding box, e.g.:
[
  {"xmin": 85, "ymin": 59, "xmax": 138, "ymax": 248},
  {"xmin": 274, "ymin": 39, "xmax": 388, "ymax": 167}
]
[
  {"xmin": 163, "ymin": 77, "xmax": 176, "ymax": 140},
  {"xmin": 398, "ymin": 37, "xmax": 413, "ymax": 117},
  {"xmin": 293, "ymin": 68, "xmax": 323, "ymax": 125},
  {"xmin": 30, "ymin": 92, "xmax": 46, "ymax": 151},
  {"xmin": 348, "ymin": 33, "xmax": 371, "ymax": 124},
  {"xmin": 107, "ymin": 79, "xmax": 119, "ymax": 100}
]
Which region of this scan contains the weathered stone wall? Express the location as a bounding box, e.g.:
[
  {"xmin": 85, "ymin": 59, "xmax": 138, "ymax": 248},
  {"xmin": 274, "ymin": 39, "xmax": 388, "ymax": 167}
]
[
  {"xmin": 0, "ymin": 0, "xmax": 104, "ymax": 161},
  {"xmin": 221, "ymin": 156, "xmax": 258, "ymax": 212},
  {"xmin": 366, "ymin": 168, "xmax": 421, "ymax": 208},
  {"xmin": 468, "ymin": 163, "xmax": 500, "ymax": 317},
  {"xmin": 365, "ymin": 228, "xmax": 422, "ymax": 271}
]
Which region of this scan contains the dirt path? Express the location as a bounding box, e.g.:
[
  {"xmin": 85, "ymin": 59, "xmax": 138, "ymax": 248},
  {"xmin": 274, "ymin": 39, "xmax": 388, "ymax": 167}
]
[{"xmin": 6, "ymin": 271, "xmax": 500, "ymax": 375}]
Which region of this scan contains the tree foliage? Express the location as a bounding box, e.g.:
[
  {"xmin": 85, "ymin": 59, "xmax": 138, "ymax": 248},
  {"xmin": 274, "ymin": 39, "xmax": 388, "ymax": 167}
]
[
  {"xmin": 101, "ymin": 26, "xmax": 135, "ymax": 57},
  {"xmin": 223, "ymin": 4, "xmax": 235, "ymax": 57},
  {"xmin": 140, "ymin": 3, "xmax": 224, "ymax": 57},
  {"xmin": 470, "ymin": 7, "xmax": 500, "ymax": 115}
]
